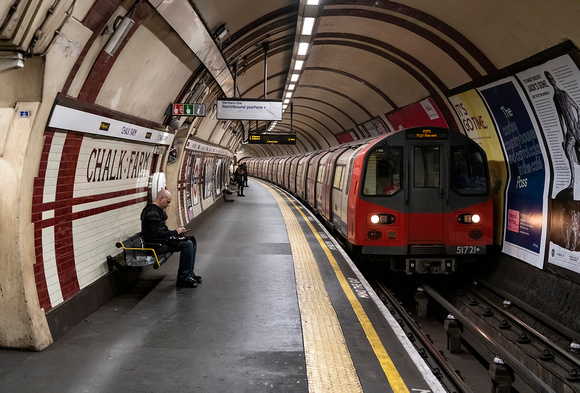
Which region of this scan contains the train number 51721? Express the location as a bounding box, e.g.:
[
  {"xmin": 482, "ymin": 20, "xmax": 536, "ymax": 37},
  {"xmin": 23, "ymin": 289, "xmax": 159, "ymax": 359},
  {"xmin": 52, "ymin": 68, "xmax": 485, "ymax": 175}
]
[{"xmin": 456, "ymin": 245, "xmax": 481, "ymax": 254}]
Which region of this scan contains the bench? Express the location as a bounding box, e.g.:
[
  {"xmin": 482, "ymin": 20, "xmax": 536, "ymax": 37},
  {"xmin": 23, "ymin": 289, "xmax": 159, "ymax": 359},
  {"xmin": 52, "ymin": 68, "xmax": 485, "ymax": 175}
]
[{"xmin": 107, "ymin": 233, "xmax": 174, "ymax": 272}]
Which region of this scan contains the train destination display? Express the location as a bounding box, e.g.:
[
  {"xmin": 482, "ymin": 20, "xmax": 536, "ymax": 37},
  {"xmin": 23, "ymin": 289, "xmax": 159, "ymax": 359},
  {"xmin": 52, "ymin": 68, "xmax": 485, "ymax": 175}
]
[{"xmin": 248, "ymin": 133, "xmax": 296, "ymax": 144}]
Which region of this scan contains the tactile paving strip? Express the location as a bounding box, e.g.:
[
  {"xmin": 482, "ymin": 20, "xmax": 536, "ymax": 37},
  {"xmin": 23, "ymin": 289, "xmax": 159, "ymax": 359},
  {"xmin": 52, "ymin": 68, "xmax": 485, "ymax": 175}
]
[{"xmin": 266, "ymin": 186, "xmax": 364, "ymax": 393}]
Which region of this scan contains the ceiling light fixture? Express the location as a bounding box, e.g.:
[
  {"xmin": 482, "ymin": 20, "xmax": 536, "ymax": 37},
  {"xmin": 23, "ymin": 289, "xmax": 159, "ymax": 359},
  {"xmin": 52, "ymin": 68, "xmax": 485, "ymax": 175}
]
[
  {"xmin": 298, "ymin": 43, "xmax": 309, "ymax": 56},
  {"xmin": 276, "ymin": 0, "xmax": 323, "ymax": 132},
  {"xmin": 302, "ymin": 17, "xmax": 315, "ymax": 35}
]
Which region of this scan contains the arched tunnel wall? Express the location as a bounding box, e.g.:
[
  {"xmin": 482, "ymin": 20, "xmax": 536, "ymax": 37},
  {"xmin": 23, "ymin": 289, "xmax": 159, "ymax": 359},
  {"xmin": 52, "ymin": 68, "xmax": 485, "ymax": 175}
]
[{"xmin": 1, "ymin": 0, "xmax": 580, "ymax": 349}]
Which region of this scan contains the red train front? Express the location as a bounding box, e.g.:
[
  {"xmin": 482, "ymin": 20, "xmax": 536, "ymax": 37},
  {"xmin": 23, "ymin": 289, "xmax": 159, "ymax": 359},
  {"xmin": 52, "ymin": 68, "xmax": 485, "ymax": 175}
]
[{"xmin": 347, "ymin": 127, "xmax": 493, "ymax": 273}]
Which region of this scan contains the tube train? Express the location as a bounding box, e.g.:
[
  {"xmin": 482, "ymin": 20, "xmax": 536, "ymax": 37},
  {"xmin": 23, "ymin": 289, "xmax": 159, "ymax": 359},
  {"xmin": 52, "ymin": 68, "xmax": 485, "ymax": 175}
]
[{"xmin": 245, "ymin": 127, "xmax": 493, "ymax": 274}]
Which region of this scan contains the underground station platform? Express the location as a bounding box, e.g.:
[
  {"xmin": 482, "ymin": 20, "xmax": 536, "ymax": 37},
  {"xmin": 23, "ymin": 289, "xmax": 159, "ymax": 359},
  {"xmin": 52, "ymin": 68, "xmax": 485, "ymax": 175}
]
[{"xmin": 0, "ymin": 179, "xmax": 444, "ymax": 393}]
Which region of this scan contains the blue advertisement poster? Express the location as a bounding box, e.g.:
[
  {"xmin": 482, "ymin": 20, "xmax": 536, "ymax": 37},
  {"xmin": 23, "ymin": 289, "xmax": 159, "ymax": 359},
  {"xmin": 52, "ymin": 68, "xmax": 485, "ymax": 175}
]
[{"xmin": 478, "ymin": 78, "xmax": 549, "ymax": 268}]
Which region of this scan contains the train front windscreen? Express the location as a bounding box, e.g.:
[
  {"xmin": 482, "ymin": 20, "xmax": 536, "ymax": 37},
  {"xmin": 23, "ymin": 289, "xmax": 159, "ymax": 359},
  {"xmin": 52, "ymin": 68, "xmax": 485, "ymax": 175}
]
[
  {"xmin": 362, "ymin": 146, "xmax": 403, "ymax": 196},
  {"xmin": 450, "ymin": 145, "xmax": 489, "ymax": 196}
]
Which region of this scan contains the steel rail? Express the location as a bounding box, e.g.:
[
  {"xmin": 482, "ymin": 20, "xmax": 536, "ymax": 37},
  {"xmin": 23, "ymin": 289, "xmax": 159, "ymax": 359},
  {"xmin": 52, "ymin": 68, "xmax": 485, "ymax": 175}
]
[
  {"xmin": 421, "ymin": 284, "xmax": 557, "ymax": 393},
  {"xmin": 373, "ymin": 280, "xmax": 474, "ymax": 393},
  {"xmin": 477, "ymin": 278, "xmax": 580, "ymax": 344},
  {"xmin": 464, "ymin": 284, "xmax": 580, "ymax": 369}
]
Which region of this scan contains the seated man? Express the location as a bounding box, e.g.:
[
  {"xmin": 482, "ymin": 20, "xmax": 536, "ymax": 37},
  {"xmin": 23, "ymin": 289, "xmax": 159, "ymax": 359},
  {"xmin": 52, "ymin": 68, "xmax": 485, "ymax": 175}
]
[{"xmin": 140, "ymin": 189, "xmax": 202, "ymax": 288}]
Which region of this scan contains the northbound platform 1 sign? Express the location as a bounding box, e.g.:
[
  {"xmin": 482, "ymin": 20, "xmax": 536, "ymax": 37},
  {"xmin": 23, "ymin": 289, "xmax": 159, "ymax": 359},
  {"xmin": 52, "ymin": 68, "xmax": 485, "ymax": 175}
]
[{"xmin": 216, "ymin": 99, "xmax": 282, "ymax": 121}]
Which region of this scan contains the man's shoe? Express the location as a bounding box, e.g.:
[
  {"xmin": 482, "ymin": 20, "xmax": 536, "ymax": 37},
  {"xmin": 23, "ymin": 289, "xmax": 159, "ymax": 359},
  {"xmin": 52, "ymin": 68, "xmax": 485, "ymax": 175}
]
[
  {"xmin": 239, "ymin": 194, "xmax": 245, "ymax": 197},
  {"xmin": 192, "ymin": 274, "xmax": 202, "ymax": 283},
  {"xmin": 176, "ymin": 277, "xmax": 198, "ymax": 288}
]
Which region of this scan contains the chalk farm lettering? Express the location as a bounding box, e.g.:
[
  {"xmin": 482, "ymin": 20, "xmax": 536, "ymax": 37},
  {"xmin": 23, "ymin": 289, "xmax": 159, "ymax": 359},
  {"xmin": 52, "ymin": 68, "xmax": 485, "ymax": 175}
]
[{"xmin": 86, "ymin": 148, "xmax": 151, "ymax": 182}]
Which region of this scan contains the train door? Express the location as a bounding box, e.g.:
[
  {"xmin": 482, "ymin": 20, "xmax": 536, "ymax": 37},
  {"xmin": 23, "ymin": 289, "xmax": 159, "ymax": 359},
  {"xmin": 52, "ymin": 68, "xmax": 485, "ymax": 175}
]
[{"xmin": 408, "ymin": 143, "xmax": 444, "ymax": 243}]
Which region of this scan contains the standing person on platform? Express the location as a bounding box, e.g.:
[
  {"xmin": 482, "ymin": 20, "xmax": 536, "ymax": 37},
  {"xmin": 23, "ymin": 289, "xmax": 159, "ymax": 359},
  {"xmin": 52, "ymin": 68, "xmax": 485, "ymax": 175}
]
[
  {"xmin": 235, "ymin": 164, "xmax": 246, "ymax": 197},
  {"xmin": 241, "ymin": 162, "xmax": 249, "ymax": 187},
  {"xmin": 141, "ymin": 189, "xmax": 202, "ymax": 288}
]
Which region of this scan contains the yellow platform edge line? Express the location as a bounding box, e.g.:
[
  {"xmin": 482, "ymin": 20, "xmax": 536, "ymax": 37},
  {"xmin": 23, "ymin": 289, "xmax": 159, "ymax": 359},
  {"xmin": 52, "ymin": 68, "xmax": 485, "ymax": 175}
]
[
  {"xmin": 279, "ymin": 190, "xmax": 410, "ymax": 393},
  {"xmin": 265, "ymin": 186, "xmax": 363, "ymax": 393}
]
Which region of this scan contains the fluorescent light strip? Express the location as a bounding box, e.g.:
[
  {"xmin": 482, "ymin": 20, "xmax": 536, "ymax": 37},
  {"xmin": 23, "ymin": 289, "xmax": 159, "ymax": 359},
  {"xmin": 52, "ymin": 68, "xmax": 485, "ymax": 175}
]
[
  {"xmin": 302, "ymin": 17, "xmax": 315, "ymax": 35},
  {"xmin": 298, "ymin": 42, "xmax": 309, "ymax": 56},
  {"xmin": 294, "ymin": 60, "xmax": 304, "ymax": 70}
]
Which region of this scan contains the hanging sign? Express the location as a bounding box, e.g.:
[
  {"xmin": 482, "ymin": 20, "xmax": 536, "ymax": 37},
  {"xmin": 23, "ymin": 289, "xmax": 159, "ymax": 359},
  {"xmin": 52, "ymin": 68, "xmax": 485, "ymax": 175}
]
[
  {"xmin": 217, "ymin": 99, "xmax": 282, "ymax": 121},
  {"xmin": 171, "ymin": 103, "xmax": 206, "ymax": 117}
]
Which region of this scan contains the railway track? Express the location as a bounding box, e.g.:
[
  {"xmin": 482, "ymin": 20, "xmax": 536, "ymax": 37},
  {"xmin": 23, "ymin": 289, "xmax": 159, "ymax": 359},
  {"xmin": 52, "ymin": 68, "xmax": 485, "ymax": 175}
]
[
  {"xmin": 369, "ymin": 273, "xmax": 580, "ymax": 393},
  {"xmin": 285, "ymin": 188, "xmax": 578, "ymax": 392}
]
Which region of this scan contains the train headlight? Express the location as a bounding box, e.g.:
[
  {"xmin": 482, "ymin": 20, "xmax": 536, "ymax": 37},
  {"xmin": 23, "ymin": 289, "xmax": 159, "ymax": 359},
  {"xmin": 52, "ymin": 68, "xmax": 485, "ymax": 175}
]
[
  {"xmin": 457, "ymin": 213, "xmax": 481, "ymax": 224},
  {"xmin": 369, "ymin": 214, "xmax": 396, "ymax": 225}
]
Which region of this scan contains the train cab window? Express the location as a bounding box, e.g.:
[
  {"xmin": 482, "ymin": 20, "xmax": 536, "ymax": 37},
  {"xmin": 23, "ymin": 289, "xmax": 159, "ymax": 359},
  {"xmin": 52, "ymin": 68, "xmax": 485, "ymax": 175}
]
[
  {"xmin": 362, "ymin": 147, "xmax": 402, "ymax": 196},
  {"xmin": 451, "ymin": 145, "xmax": 488, "ymax": 195},
  {"xmin": 414, "ymin": 146, "xmax": 440, "ymax": 188}
]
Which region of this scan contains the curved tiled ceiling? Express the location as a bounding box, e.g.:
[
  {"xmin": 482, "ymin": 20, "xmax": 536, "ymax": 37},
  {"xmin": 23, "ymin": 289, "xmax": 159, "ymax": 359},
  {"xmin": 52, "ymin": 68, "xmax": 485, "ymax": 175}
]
[{"xmin": 170, "ymin": 0, "xmax": 580, "ymax": 157}]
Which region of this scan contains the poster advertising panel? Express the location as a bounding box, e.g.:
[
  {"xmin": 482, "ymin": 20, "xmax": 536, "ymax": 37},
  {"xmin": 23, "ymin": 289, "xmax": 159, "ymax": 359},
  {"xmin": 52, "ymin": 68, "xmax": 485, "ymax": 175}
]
[
  {"xmin": 386, "ymin": 98, "xmax": 448, "ymax": 130},
  {"xmin": 336, "ymin": 130, "xmax": 357, "ymax": 144},
  {"xmin": 193, "ymin": 157, "xmax": 201, "ymax": 206},
  {"xmin": 478, "ymin": 78, "xmax": 550, "ymax": 268},
  {"xmin": 516, "ymin": 55, "xmax": 580, "ymax": 274},
  {"xmin": 360, "ymin": 117, "xmax": 389, "ymax": 137},
  {"xmin": 448, "ymin": 91, "xmax": 508, "ymax": 245},
  {"xmin": 185, "ymin": 153, "xmax": 194, "ymax": 220}
]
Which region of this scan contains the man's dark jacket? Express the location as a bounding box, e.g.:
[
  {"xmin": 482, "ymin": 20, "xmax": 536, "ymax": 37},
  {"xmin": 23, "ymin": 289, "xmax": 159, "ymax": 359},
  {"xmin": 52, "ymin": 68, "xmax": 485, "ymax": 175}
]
[{"xmin": 140, "ymin": 203, "xmax": 178, "ymax": 241}]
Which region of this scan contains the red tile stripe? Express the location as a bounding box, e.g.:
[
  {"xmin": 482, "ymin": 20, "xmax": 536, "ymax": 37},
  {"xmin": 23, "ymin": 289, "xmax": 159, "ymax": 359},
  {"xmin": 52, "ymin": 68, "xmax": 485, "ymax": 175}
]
[
  {"xmin": 33, "ymin": 131, "xmax": 55, "ymax": 311},
  {"xmin": 54, "ymin": 133, "xmax": 84, "ymax": 300}
]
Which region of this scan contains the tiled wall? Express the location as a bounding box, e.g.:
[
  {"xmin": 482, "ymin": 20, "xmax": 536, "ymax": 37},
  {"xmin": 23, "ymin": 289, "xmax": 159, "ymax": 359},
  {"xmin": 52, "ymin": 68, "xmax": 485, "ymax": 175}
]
[{"xmin": 33, "ymin": 130, "xmax": 153, "ymax": 311}]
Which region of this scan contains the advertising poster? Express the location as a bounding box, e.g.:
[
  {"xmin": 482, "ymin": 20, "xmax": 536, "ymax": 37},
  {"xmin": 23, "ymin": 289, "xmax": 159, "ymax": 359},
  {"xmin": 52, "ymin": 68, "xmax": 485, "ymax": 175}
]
[
  {"xmin": 478, "ymin": 78, "xmax": 550, "ymax": 268},
  {"xmin": 336, "ymin": 130, "xmax": 358, "ymax": 144},
  {"xmin": 186, "ymin": 153, "xmax": 194, "ymax": 220},
  {"xmin": 386, "ymin": 98, "xmax": 448, "ymax": 130},
  {"xmin": 215, "ymin": 158, "xmax": 223, "ymax": 195},
  {"xmin": 360, "ymin": 117, "xmax": 389, "ymax": 137},
  {"xmin": 204, "ymin": 159, "xmax": 214, "ymax": 199},
  {"xmin": 448, "ymin": 91, "xmax": 508, "ymax": 245},
  {"xmin": 193, "ymin": 157, "xmax": 201, "ymax": 206},
  {"xmin": 358, "ymin": 125, "xmax": 371, "ymax": 138},
  {"xmin": 516, "ymin": 55, "xmax": 580, "ymax": 274}
]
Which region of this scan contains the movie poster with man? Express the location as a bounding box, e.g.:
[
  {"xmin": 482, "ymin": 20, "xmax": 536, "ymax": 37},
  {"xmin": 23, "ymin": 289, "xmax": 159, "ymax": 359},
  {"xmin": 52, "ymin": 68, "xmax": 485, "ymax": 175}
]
[
  {"xmin": 516, "ymin": 55, "xmax": 580, "ymax": 274},
  {"xmin": 478, "ymin": 78, "xmax": 550, "ymax": 269}
]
